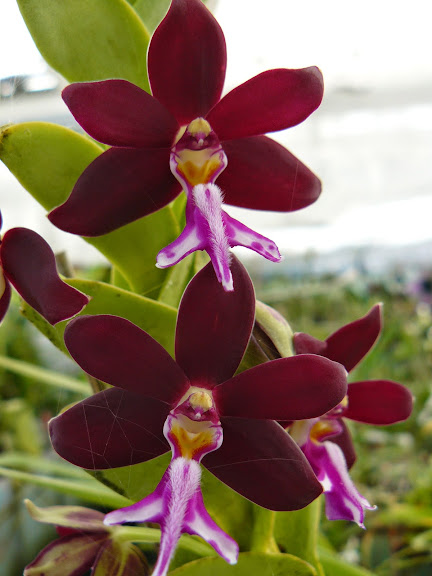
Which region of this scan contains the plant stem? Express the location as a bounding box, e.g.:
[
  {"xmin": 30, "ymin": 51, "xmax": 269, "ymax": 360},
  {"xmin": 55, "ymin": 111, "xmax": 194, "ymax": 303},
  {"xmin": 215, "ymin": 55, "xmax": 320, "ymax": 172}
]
[{"xmin": 250, "ymin": 506, "xmax": 279, "ymax": 554}]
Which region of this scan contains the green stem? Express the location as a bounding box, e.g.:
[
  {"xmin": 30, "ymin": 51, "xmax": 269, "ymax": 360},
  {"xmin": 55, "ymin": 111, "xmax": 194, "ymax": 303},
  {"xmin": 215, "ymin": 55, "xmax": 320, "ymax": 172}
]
[
  {"xmin": 0, "ymin": 466, "xmax": 130, "ymax": 509},
  {"xmin": 116, "ymin": 526, "xmax": 216, "ymax": 558},
  {"xmin": 250, "ymin": 506, "xmax": 279, "ymax": 554},
  {"xmin": 0, "ymin": 355, "xmax": 88, "ymax": 395}
]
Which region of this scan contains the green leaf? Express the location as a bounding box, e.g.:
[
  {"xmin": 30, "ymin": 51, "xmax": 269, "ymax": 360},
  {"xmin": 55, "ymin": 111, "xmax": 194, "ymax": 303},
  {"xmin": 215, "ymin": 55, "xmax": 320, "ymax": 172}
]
[
  {"xmin": 0, "ymin": 122, "xmax": 181, "ymax": 295},
  {"xmin": 22, "ymin": 278, "xmax": 177, "ymax": 356},
  {"xmin": 318, "ymin": 547, "xmax": 377, "ymax": 576},
  {"xmin": 127, "ymin": 0, "xmax": 171, "ymax": 32},
  {"xmin": 17, "ymin": 0, "xmax": 150, "ymax": 90},
  {"xmin": 158, "ymin": 254, "xmax": 195, "ymax": 308},
  {"xmin": 275, "ymin": 499, "xmax": 324, "ymax": 576},
  {"xmin": 0, "ymin": 466, "xmax": 130, "ymax": 509},
  {"xmin": 169, "ymin": 551, "xmax": 317, "ymax": 576},
  {"xmin": 0, "ymin": 355, "xmax": 89, "ymax": 395}
]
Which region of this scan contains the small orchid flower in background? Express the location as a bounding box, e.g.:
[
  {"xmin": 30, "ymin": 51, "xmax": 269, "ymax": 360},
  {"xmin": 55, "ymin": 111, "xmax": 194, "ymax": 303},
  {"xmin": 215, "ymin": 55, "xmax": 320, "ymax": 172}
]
[
  {"xmin": 48, "ymin": 0, "xmax": 324, "ymax": 290},
  {"xmin": 23, "ymin": 500, "xmax": 148, "ymax": 576},
  {"xmin": 291, "ymin": 304, "xmax": 414, "ymax": 527},
  {"xmin": 0, "ymin": 211, "xmax": 89, "ymax": 324},
  {"xmin": 50, "ymin": 257, "xmax": 347, "ymax": 519}
]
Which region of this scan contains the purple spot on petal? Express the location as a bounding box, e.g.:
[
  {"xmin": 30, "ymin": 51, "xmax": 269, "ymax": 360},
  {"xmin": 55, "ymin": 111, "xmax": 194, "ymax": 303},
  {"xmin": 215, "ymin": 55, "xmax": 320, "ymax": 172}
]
[{"xmin": 251, "ymin": 242, "xmax": 263, "ymax": 251}]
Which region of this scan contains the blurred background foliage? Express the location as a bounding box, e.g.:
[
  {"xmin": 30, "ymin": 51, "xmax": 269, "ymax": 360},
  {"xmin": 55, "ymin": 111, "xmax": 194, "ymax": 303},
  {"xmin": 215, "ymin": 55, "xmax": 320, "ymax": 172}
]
[{"xmin": 0, "ymin": 261, "xmax": 431, "ymax": 575}]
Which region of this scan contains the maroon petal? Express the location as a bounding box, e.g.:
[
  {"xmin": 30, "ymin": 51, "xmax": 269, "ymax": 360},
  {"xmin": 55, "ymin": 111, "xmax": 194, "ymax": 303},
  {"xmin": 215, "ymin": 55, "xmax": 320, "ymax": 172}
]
[
  {"xmin": 48, "ymin": 147, "xmax": 180, "ymax": 236},
  {"xmin": 217, "ymin": 136, "xmax": 321, "ymax": 212},
  {"xmin": 0, "ymin": 228, "xmax": 89, "ymax": 325},
  {"xmin": 214, "ymin": 355, "xmax": 347, "ymax": 420},
  {"xmin": 207, "ymin": 67, "xmax": 323, "ymax": 141},
  {"xmin": 49, "ymin": 388, "xmax": 170, "ymax": 469},
  {"xmin": 148, "ymin": 0, "xmax": 226, "ymax": 124},
  {"xmin": 329, "ymin": 420, "xmax": 356, "ymax": 470},
  {"xmin": 324, "ymin": 304, "xmax": 383, "ymax": 372},
  {"xmin": 0, "ymin": 273, "xmax": 11, "ymax": 323},
  {"xmin": 204, "ymin": 417, "xmax": 322, "ymax": 511},
  {"xmin": 293, "ymin": 332, "xmax": 327, "ymax": 356},
  {"xmin": 345, "ymin": 380, "xmax": 413, "ymax": 425},
  {"xmin": 63, "ymin": 80, "xmax": 179, "ymax": 148},
  {"xmin": 175, "ymin": 257, "xmax": 255, "ymax": 386},
  {"xmin": 65, "ymin": 315, "xmax": 189, "ymax": 405},
  {"xmin": 24, "ymin": 533, "xmax": 105, "ymax": 576}
]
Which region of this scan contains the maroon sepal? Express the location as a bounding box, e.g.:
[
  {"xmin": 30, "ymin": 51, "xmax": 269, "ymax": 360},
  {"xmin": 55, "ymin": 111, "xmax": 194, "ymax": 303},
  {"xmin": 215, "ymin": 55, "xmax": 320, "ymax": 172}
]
[{"xmin": 0, "ymin": 228, "xmax": 89, "ymax": 324}]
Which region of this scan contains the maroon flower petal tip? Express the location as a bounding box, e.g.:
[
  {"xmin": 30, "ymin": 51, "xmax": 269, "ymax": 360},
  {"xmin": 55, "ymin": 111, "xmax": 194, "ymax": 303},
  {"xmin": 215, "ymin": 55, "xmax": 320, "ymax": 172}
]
[
  {"xmin": 0, "ymin": 228, "xmax": 89, "ymax": 325},
  {"xmin": 328, "ymin": 420, "xmax": 357, "ymax": 470},
  {"xmin": 207, "ymin": 67, "xmax": 324, "ymax": 141},
  {"xmin": 148, "ymin": 0, "xmax": 227, "ymax": 124},
  {"xmin": 217, "ymin": 136, "xmax": 321, "ymax": 212},
  {"xmin": 345, "ymin": 380, "xmax": 414, "ymax": 425},
  {"xmin": 214, "ymin": 354, "xmax": 347, "ymax": 420},
  {"xmin": 48, "ymin": 147, "xmax": 180, "ymax": 236},
  {"xmin": 0, "ymin": 275, "xmax": 11, "ymax": 324},
  {"xmin": 62, "ymin": 80, "xmax": 179, "ymax": 148},
  {"xmin": 65, "ymin": 315, "xmax": 189, "ymax": 404},
  {"xmin": 175, "ymin": 256, "xmax": 255, "ymax": 386},
  {"xmin": 204, "ymin": 417, "xmax": 322, "ymax": 511},
  {"xmin": 49, "ymin": 388, "xmax": 169, "ymax": 469},
  {"xmin": 293, "ymin": 332, "xmax": 327, "ymax": 356},
  {"xmin": 324, "ymin": 304, "xmax": 383, "ymax": 372}
]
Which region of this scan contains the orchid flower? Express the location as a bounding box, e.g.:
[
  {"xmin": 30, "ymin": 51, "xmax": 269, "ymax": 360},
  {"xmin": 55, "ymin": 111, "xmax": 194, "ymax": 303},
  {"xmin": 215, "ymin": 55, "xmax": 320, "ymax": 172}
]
[
  {"xmin": 48, "ymin": 0, "xmax": 324, "ymax": 290},
  {"xmin": 50, "ymin": 257, "xmax": 347, "ymax": 520},
  {"xmin": 291, "ymin": 304, "xmax": 413, "ymax": 527},
  {"xmin": 104, "ymin": 392, "xmax": 238, "ymax": 576},
  {"xmin": 0, "ymin": 212, "xmax": 89, "ymax": 324},
  {"xmin": 23, "ymin": 500, "xmax": 148, "ymax": 576}
]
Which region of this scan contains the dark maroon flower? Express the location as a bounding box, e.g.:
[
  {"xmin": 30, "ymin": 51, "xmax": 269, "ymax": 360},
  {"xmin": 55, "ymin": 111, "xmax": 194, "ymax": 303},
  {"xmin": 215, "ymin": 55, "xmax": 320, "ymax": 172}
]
[
  {"xmin": 48, "ymin": 0, "xmax": 323, "ymax": 289},
  {"xmin": 292, "ymin": 304, "xmax": 413, "ymax": 525},
  {"xmin": 50, "ymin": 257, "xmax": 347, "ymax": 512},
  {"xmin": 0, "ymin": 213, "xmax": 89, "ymax": 324}
]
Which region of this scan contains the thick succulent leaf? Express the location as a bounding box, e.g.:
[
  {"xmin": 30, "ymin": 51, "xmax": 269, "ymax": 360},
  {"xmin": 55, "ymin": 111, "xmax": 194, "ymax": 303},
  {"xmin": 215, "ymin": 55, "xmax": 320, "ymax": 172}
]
[
  {"xmin": 176, "ymin": 257, "xmax": 255, "ymax": 386},
  {"xmin": 148, "ymin": 0, "xmax": 227, "ymax": 124},
  {"xmin": 62, "ymin": 80, "xmax": 178, "ymax": 148},
  {"xmin": 49, "ymin": 387, "xmax": 170, "ymax": 469},
  {"xmin": 1, "ymin": 228, "xmax": 89, "ymax": 325},
  {"xmin": 214, "ymin": 355, "xmax": 347, "ymax": 420},
  {"xmin": 16, "ymin": 0, "xmax": 151, "ymax": 90},
  {"xmin": 21, "ymin": 278, "xmax": 178, "ymax": 357},
  {"xmin": 67, "ymin": 278, "xmax": 177, "ymax": 354},
  {"xmin": 158, "ymin": 254, "xmax": 195, "ymax": 308},
  {"xmin": 318, "ymin": 547, "xmax": 376, "ymax": 576},
  {"xmin": 128, "ymin": 0, "xmax": 171, "ymax": 32},
  {"xmin": 204, "ymin": 417, "xmax": 322, "ymax": 511},
  {"xmin": 0, "ymin": 122, "xmax": 179, "ymax": 294},
  {"xmin": 275, "ymin": 499, "xmax": 323, "ymax": 575},
  {"xmin": 169, "ymin": 551, "xmax": 317, "ymax": 576},
  {"xmin": 93, "ymin": 539, "xmax": 148, "ymax": 576},
  {"xmin": 24, "ymin": 533, "xmax": 106, "ymax": 576},
  {"xmin": 217, "ymin": 136, "xmax": 321, "ymax": 212},
  {"xmin": 64, "ymin": 315, "xmax": 189, "ymax": 403},
  {"xmin": 207, "ymin": 67, "xmax": 324, "ymax": 141},
  {"xmin": 296, "ymin": 304, "xmax": 383, "ymax": 372},
  {"xmin": 24, "ymin": 499, "xmax": 106, "ymax": 532},
  {"xmin": 345, "ymin": 380, "xmax": 413, "ymax": 424},
  {"xmin": 48, "ymin": 146, "xmax": 180, "ymax": 237}
]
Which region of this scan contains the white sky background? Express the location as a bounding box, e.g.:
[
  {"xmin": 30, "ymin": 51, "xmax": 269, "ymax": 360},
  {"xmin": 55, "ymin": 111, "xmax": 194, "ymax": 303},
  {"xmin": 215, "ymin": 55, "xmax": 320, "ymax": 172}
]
[{"xmin": 0, "ymin": 0, "xmax": 432, "ymax": 260}]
